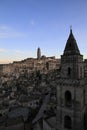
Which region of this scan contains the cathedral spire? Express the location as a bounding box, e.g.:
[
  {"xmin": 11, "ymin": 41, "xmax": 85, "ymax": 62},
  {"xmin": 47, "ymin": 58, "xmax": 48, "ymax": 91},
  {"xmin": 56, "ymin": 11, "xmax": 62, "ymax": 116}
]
[{"xmin": 63, "ymin": 29, "xmax": 80, "ymax": 55}]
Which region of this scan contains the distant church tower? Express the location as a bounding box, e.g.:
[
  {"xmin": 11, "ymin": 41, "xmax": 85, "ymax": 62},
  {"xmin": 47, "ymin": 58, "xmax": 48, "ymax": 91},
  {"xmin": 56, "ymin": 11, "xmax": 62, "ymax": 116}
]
[
  {"xmin": 37, "ymin": 47, "xmax": 41, "ymax": 60},
  {"xmin": 57, "ymin": 29, "xmax": 87, "ymax": 130}
]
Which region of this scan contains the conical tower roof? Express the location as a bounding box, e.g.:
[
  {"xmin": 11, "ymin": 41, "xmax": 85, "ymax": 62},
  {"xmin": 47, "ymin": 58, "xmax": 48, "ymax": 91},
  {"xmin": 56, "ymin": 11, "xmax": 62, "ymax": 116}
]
[{"xmin": 63, "ymin": 29, "xmax": 80, "ymax": 55}]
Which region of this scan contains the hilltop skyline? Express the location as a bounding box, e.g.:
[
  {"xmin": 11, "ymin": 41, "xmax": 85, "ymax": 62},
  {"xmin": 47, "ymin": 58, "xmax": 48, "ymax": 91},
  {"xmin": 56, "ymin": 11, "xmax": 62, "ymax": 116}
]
[{"xmin": 0, "ymin": 0, "xmax": 87, "ymax": 63}]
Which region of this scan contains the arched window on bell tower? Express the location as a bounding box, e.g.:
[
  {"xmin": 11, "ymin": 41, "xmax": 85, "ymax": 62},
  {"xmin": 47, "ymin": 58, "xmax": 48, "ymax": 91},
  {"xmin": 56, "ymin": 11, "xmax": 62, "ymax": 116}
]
[
  {"xmin": 67, "ymin": 67, "xmax": 71, "ymax": 76},
  {"xmin": 65, "ymin": 90, "xmax": 72, "ymax": 107}
]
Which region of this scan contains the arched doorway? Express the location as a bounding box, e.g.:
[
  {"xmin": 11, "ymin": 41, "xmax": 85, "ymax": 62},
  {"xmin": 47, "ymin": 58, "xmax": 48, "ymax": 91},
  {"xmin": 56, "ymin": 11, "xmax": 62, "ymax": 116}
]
[{"xmin": 64, "ymin": 115, "xmax": 72, "ymax": 129}]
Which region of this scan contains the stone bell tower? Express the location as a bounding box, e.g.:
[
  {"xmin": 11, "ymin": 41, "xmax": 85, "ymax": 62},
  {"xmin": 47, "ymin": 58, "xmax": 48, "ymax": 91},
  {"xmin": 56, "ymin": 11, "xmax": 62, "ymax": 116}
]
[
  {"xmin": 56, "ymin": 29, "xmax": 87, "ymax": 130},
  {"xmin": 37, "ymin": 47, "xmax": 41, "ymax": 60}
]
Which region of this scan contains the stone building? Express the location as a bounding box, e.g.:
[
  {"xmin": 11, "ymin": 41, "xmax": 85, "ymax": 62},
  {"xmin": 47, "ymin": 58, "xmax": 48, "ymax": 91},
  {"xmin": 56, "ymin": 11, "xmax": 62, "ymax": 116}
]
[
  {"xmin": 1, "ymin": 49, "xmax": 60, "ymax": 76},
  {"xmin": 56, "ymin": 29, "xmax": 87, "ymax": 130}
]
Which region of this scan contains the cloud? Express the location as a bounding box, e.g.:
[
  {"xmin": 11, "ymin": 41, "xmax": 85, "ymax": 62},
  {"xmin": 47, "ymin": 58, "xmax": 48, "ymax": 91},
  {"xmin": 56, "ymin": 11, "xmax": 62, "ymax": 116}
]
[
  {"xmin": 13, "ymin": 50, "xmax": 25, "ymax": 54},
  {"xmin": 30, "ymin": 20, "xmax": 35, "ymax": 25},
  {"xmin": 0, "ymin": 49, "xmax": 28, "ymax": 64},
  {"xmin": 0, "ymin": 48, "xmax": 27, "ymax": 54},
  {"xmin": 0, "ymin": 25, "xmax": 27, "ymax": 38},
  {"xmin": 0, "ymin": 25, "xmax": 11, "ymax": 31},
  {"xmin": 0, "ymin": 48, "xmax": 8, "ymax": 52},
  {"xmin": 0, "ymin": 32, "xmax": 27, "ymax": 38}
]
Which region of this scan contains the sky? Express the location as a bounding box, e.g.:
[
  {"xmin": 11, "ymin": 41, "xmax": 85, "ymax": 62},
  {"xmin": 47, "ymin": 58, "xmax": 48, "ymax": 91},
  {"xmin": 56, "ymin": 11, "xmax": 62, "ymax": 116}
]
[{"xmin": 0, "ymin": 0, "xmax": 87, "ymax": 63}]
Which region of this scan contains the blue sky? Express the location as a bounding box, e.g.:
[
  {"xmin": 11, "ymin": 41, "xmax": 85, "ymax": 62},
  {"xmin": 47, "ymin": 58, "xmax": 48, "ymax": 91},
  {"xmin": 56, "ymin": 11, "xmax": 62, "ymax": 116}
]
[{"xmin": 0, "ymin": 0, "xmax": 87, "ymax": 63}]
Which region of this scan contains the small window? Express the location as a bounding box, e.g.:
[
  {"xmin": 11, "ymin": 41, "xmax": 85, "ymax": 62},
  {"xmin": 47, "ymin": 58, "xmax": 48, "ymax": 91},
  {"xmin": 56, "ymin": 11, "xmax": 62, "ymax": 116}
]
[
  {"xmin": 68, "ymin": 67, "xmax": 71, "ymax": 76},
  {"xmin": 0, "ymin": 114, "xmax": 2, "ymax": 117},
  {"xmin": 46, "ymin": 62, "xmax": 49, "ymax": 70},
  {"xmin": 80, "ymin": 67, "xmax": 83, "ymax": 78},
  {"xmin": 69, "ymin": 43, "xmax": 71, "ymax": 47},
  {"xmin": 64, "ymin": 115, "xmax": 72, "ymax": 129},
  {"xmin": 83, "ymin": 89, "xmax": 85, "ymax": 105},
  {"xmin": 65, "ymin": 90, "xmax": 72, "ymax": 107}
]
